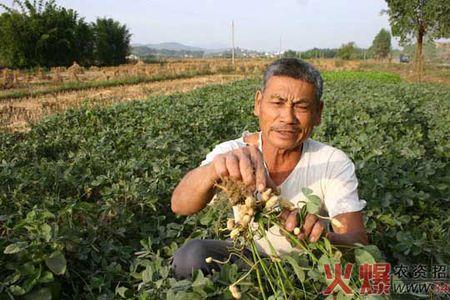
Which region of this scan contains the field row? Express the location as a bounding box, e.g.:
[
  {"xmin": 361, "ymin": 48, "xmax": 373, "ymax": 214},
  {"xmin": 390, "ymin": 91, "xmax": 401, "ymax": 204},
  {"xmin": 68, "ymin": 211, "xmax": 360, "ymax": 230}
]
[
  {"xmin": 0, "ymin": 74, "xmax": 245, "ymax": 132},
  {"xmin": 0, "ymin": 59, "xmax": 267, "ymax": 95},
  {"xmin": 5, "ymin": 58, "xmax": 445, "ymax": 101}
]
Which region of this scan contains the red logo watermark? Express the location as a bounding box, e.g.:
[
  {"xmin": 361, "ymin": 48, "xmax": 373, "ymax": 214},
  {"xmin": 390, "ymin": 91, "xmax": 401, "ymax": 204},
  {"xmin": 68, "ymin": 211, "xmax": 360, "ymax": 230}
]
[
  {"xmin": 322, "ymin": 263, "xmax": 391, "ymax": 296},
  {"xmin": 322, "ymin": 263, "xmax": 449, "ymax": 296},
  {"xmin": 322, "ymin": 263, "xmax": 354, "ymax": 295},
  {"xmin": 359, "ymin": 263, "xmax": 391, "ymax": 295}
]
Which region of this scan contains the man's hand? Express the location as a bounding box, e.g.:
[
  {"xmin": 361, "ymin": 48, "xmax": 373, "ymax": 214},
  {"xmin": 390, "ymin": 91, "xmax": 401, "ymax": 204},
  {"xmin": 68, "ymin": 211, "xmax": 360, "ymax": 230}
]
[
  {"xmin": 212, "ymin": 145, "xmax": 275, "ymax": 192},
  {"xmin": 171, "ymin": 145, "xmax": 275, "ymax": 216},
  {"xmin": 281, "ymin": 209, "xmax": 325, "ymax": 243},
  {"xmin": 280, "ymin": 209, "xmax": 368, "ymax": 245}
]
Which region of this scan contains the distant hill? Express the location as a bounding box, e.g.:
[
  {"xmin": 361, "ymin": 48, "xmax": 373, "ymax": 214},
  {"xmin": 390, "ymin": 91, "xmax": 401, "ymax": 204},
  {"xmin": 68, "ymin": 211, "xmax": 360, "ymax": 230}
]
[
  {"xmin": 143, "ymin": 42, "xmax": 204, "ymax": 52},
  {"xmin": 130, "ymin": 42, "xmax": 271, "ymax": 58},
  {"xmin": 131, "ymin": 44, "xmax": 205, "ymax": 58}
]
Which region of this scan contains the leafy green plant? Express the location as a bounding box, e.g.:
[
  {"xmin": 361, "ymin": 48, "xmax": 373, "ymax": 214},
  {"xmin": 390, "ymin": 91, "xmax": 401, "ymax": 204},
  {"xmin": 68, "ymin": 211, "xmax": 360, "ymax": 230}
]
[{"xmin": 0, "ymin": 71, "xmax": 448, "ymax": 298}]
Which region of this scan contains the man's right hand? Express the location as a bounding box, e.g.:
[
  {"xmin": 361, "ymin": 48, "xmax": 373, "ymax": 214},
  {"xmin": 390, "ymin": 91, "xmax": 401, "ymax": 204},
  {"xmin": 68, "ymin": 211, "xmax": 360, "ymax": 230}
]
[
  {"xmin": 171, "ymin": 145, "xmax": 274, "ymax": 216},
  {"xmin": 211, "ymin": 145, "xmax": 274, "ymax": 192}
]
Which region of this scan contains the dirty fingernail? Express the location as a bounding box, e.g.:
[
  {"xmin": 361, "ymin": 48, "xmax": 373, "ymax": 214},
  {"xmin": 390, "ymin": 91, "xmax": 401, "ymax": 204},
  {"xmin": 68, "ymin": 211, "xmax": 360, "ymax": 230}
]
[{"xmin": 286, "ymin": 223, "xmax": 294, "ymax": 231}]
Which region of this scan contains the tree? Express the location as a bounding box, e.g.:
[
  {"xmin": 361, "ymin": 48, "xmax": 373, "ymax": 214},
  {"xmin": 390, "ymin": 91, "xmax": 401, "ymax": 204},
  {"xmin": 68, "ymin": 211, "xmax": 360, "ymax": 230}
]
[
  {"xmin": 299, "ymin": 48, "xmax": 338, "ymax": 59},
  {"xmin": 337, "ymin": 42, "xmax": 357, "ymax": 60},
  {"xmin": 0, "ymin": 1, "xmax": 131, "ymax": 68},
  {"xmin": 92, "ymin": 18, "xmax": 131, "ymax": 66},
  {"xmin": 0, "ymin": 0, "xmax": 93, "ymax": 68},
  {"xmin": 384, "ymin": 0, "xmax": 450, "ymax": 77},
  {"xmin": 370, "ymin": 29, "xmax": 391, "ymax": 59},
  {"xmin": 282, "ymin": 50, "xmax": 298, "ymax": 58},
  {"xmin": 0, "ymin": 8, "xmax": 30, "ymax": 68}
]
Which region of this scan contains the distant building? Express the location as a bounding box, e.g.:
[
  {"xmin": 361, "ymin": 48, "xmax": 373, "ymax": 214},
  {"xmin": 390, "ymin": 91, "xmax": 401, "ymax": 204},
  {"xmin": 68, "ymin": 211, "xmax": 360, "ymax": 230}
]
[
  {"xmin": 126, "ymin": 54, "xmax": 140, "ymax": 61},
  {"xmin": 435, "ymin": 41, "xmax": 450, "ymax": 64},
  {"xmin": 435, "ymin": 41, "xmax": 450, "ymax": 50}
]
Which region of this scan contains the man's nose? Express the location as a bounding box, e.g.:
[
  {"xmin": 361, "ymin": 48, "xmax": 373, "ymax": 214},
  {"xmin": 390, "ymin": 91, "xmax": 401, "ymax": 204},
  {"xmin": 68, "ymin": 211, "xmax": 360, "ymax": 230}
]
[{"xmin": 279, "ymin": 104, "xmax": 298, "ymax": 124}]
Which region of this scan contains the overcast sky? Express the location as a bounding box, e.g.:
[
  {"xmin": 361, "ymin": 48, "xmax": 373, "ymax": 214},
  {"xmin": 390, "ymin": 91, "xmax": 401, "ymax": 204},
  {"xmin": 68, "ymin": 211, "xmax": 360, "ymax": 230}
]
[{"xmin": 12, "ymin": 0, "xmax": 400, "ymax": 51}]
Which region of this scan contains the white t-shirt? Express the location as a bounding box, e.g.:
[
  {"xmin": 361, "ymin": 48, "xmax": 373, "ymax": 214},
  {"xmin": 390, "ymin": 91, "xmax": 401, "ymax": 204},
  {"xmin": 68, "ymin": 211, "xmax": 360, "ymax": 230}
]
[{"xmin": 200, "ymin": 131, "xmax": 366, "ymax": 255}]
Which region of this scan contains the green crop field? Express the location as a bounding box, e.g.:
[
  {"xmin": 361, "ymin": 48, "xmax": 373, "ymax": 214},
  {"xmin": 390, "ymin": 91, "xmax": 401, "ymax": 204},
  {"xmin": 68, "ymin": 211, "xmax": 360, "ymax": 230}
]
[{"xmin": 1, "ymin": 71, "xmax": 449, "ymax": 299}]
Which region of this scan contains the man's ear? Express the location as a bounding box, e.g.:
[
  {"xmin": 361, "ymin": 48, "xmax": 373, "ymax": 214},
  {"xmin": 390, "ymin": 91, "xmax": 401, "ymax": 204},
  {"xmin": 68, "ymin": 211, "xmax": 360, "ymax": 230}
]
[
  {"xmin": 314, "ymin": 100, "xmax": 324, "ymax": 126},
  {"xmin": 254, "ymin": 90, "xmax": 263, "ymax": 117}
]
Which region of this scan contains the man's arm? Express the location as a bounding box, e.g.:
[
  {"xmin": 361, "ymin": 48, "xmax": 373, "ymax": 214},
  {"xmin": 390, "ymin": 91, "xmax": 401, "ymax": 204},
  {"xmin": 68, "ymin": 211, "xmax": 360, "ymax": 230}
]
[
  {"xmin": 171, "ymin": 163, "xmax": 218, "ymax": 216},
  {"xmin": 327, "ymin": 211, "xmax": 368, "ymax": 245}
]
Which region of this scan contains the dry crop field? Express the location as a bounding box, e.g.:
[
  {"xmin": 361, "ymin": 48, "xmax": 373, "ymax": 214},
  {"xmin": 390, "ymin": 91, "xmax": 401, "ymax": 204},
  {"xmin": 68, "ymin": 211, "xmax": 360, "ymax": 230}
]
[
  {"xmin": 1, "ymin": 58, "xmax": 448, "ymax": 133},
  {"xmin": 0, "ymin": 59, "xmax": 271, "ymax": 131}
]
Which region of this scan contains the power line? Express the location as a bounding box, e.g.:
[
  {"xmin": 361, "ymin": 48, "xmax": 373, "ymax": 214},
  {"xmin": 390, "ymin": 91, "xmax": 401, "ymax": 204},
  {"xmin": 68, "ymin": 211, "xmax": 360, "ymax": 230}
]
[{"xmin": 231, "ymin": 20, "xmax": 235, "ymax": 66}]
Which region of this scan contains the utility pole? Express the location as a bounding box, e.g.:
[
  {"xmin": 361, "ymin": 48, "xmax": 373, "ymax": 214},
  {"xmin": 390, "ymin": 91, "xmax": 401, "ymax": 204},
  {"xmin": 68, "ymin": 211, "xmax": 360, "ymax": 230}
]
[
  {"xmin": 231, "ymin": 20, "xmax": 235, "ymax": 66},
  {"xmin": 279, "ymin": 36, "xmax": 282, "ymax": 58}
]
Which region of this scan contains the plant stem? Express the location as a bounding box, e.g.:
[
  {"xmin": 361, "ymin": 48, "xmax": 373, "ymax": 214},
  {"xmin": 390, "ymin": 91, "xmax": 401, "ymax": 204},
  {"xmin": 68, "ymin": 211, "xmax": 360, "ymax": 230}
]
[
  {"xmin": 249, "ymin": 229, "xmax": 277, "ymax": 294},
  {"xmin": 250, "ymin": 240, "xmax": 267, "ymax": 300}
]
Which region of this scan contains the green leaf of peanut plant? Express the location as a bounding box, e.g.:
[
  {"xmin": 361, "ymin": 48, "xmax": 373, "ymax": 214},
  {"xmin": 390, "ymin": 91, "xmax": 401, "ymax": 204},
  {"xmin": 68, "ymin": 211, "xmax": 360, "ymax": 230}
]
[
  {"xmin": 45, "ymin": 251, "xmax": 67, "ymax": 275},
  {"xmin": 355, "ymin": 248, "xmax": 376, "ymax": 265},
  {"xmin": 9, "ymin": 285, "xmax": 26, "ymax": 296},
  {"xmin": 3, "ymin": 242, "xmax": 28, "ymax": 254},
  {"xmin": 301, "ymin": 187, "xmax": 313, "ymax": 196},
  {"xmin": 306, "ymin": 195, "xmax": 322, "ymax": 215},
  {"xmin": 358, "ymin": 245, "xmax": 383, "ymax": 262},
  {"xmin": 283, "ymin": 255, "xmax": 306, "ymax": 282}
]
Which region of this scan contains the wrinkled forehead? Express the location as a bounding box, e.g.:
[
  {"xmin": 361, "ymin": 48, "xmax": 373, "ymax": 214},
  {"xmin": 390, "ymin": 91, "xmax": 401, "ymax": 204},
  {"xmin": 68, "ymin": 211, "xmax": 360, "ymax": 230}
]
[{"xmin": 263, "ymin": 76, "xmax": 317, "ymax": 100}]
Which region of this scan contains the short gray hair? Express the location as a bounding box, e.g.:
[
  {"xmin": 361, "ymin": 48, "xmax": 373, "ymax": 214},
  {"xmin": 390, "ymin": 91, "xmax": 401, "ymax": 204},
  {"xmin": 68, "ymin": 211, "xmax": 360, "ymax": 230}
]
[{"xmin": 262, "ymin": 58, "xmax": 323, "ymax": 101}]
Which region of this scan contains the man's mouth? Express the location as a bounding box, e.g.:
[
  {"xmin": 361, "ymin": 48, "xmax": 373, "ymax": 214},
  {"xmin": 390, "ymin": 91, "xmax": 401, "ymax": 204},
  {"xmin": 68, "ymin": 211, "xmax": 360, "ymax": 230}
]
[{"xmin": 273, "ymin": 129, "xmax": 300, "ymax": 138}]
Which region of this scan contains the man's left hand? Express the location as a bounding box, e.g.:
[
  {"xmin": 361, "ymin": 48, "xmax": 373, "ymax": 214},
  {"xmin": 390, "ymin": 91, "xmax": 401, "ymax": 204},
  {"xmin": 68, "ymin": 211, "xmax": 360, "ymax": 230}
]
[
  {"xmin": 281, "ymin": 209, "xmax": 325, "ymax": 243},
  {"xmin": 280, "ymin": 209, "xmax": 368, "ymax": 245}
]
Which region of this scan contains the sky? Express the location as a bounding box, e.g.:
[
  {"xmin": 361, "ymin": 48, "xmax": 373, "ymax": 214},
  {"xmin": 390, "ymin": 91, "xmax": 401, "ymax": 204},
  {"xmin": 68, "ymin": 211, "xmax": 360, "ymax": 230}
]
[{"xmin": 8, "ymin": 0, "xmax": 400, "ymax": 51}]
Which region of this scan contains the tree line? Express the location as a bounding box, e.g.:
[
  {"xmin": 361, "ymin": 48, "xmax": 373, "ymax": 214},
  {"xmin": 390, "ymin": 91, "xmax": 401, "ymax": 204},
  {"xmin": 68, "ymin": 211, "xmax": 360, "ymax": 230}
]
[
  {"xmin": 283, "ymin": 28, "xmax": 392, "ymax": 60},
  {"xmin": 0, "ymin": 0, "xmax": 131, "ymax": 69},
  {"xmin": 285, "ymin": 0, "xmax": 449, "ymax": 72}
]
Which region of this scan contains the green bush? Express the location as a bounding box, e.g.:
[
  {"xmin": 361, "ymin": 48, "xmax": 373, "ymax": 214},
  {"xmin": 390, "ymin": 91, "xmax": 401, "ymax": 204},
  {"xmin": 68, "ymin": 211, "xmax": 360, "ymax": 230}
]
[
  {"xmin": 0, "ymin": 1, "xmax": 130, "ymax": 68},
  {"xmin": 323, "ymin": 70, "xmax": 402, "ymax": 83}
]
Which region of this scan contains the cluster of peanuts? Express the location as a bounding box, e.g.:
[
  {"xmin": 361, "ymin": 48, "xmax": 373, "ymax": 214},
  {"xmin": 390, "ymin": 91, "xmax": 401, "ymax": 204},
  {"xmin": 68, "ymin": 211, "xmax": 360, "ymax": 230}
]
[
  {"xmin": 215, "ymin": 178, "xmax": 296, "ymax": 240},
  {"xmin": 211, "ymin": 178, "xmax": 301, "ymax": 299}
]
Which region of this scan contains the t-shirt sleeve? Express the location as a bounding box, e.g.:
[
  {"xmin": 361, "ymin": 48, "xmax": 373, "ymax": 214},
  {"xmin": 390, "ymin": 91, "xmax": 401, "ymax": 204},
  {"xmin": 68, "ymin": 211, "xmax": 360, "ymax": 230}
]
[
  {"xmin": 323, "ymin": 150, "xmax": 366, "ymax": 218},
  {"xmin": 200, "ymin": 140, "xmax": 245, "ymax": 166}
]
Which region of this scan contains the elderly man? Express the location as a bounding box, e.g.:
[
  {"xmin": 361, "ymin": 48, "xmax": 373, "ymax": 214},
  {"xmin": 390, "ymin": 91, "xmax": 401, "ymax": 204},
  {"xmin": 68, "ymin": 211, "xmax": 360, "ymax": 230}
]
[{"xmin": 171, "ymin": 58, "xmax": 368, "ymax": 279}]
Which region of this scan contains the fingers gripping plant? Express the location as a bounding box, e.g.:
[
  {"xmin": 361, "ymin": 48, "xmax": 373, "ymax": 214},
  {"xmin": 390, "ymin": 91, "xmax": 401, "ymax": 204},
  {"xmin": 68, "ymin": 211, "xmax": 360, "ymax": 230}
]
[{"xmin": 209, "ymin": 178, "xmax": 383, "ymax": 299}]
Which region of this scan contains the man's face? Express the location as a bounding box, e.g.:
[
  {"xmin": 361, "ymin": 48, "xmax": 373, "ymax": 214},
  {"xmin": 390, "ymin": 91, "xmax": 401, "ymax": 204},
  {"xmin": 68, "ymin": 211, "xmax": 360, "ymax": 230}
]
[{"xmin": 254, "ymin": 75, "xmax": 323, "ymax": 150}]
